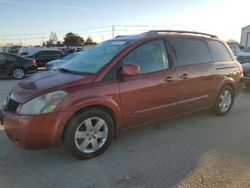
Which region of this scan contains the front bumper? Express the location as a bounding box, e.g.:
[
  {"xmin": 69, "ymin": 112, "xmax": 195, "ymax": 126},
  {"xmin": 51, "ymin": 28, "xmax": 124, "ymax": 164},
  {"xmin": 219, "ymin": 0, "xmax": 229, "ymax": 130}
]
[{"xmin": 1, "ymin": 110, "xmax": 70, "ymax": 149}]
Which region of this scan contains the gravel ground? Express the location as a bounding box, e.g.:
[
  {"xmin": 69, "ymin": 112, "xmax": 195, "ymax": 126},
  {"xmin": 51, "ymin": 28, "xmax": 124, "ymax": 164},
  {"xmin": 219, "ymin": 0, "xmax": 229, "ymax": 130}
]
[{"xmin": 1, "ymin": 77, "xmax": 250, "ymax": 188}]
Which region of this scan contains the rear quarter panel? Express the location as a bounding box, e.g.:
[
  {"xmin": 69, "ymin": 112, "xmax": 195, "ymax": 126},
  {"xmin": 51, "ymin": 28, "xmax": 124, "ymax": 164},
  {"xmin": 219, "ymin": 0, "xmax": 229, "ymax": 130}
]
[{"xmin": 212, "ymin": 60, "xmax": 243, "ymax": 104}]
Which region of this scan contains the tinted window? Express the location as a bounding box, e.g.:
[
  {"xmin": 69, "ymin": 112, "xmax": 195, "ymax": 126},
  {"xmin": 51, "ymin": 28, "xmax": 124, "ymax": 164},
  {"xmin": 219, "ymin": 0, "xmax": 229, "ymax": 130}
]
[
  {"xmin": 0, "ymin": 54, "xmax": 6, "ymax": 64},
  {"xmin": 122, "ymin": 40, "xmax": 169, "ymax": 74},
  {"xmin": 38, "ymin": 51, "xmax": 61, "ymax": 56},
  {"xmin": 172, "ymin": 38, "xmax": 212, "ymax": 66},
  {"xmin": 48, "ymin": 51, "xmax": 63, "ymax": 55},
  {"xmin": 0, "ymin": 54, "xmax": 15, "ymax": 63},
  {"xmin": 38, "ymin": 51, "xmax": 49, "ymax": 56},
  {"xmin": 207, "ymin": 40, "xmax": 232, "ymax": 61}
]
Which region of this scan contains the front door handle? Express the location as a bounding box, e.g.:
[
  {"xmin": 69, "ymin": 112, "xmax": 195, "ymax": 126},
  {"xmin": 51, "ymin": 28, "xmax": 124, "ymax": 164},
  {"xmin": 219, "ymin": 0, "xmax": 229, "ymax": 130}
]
[{"xmin": 180, "ymin": 73, "xmax": 188, "ymax": 79}]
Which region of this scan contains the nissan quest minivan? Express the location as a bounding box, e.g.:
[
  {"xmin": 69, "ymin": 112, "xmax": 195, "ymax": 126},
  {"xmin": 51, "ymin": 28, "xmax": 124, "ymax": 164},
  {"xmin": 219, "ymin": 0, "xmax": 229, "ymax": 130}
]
[{"xmin": 0, "ymin": 30, "xmax": 243, "ymax": 159}]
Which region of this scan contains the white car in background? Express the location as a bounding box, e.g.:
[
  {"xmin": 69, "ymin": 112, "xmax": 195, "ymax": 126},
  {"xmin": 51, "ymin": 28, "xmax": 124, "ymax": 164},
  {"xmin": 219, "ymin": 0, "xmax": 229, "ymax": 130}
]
[
  {"xmin": 45, "ymin": 51, "xmax": 82, "ymax": 71},
  {"xmin": 237, "ymin": 47, "xmax": 250, "ymax": 64}
]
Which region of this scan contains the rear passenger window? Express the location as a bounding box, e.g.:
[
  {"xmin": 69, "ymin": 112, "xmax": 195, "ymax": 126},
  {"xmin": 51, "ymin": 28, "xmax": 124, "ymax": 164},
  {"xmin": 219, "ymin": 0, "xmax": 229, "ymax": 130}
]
[
  {"xmin": 207, "ymin": 40, "xmax": 232, "ymax": 62},
  {"xmin": 0, "ymin": 54, "xmax": 15, "ymax": 63},
  {"xmin": 39, "ymin": 51, "xmax": 49, "ymax": 56},
  {"xmin": 172, "ymin": 38, "xmax": 212, "ymax": 66}
]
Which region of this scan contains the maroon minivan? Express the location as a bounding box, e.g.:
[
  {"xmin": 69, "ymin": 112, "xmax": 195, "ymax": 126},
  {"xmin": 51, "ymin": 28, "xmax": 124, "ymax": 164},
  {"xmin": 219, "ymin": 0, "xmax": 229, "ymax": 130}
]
[{"xmin": 1, "ymin": 30, "xmax": 243, "ymax": 159}]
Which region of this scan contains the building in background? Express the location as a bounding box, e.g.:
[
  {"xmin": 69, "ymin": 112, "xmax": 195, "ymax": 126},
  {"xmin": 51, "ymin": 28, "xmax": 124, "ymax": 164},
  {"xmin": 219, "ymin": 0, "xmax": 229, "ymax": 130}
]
[{"xmin": 241, "ymin": 25, "xmax": 250, "ymax": 49}]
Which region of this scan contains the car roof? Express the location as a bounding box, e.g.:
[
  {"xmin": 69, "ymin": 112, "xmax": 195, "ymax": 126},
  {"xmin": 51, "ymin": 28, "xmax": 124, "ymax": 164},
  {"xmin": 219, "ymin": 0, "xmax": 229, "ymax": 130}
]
[{"xmin": 112, "ymin": 30, "xmax": 219, "ymax": 42}]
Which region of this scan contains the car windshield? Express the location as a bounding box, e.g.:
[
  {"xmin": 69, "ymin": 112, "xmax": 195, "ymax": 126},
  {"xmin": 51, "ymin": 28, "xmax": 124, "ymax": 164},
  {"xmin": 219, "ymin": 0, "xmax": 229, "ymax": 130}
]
[
  {"xmin": 243, "ymin": 47, "xmax": 250, "ymax": 52},
  {"xmin": 61, "ymin": 40, "xmax": 131, "ymax": 74},
  {"xmin": 62, "ymin": 52, "xmax": 80, "ymax": 60}
]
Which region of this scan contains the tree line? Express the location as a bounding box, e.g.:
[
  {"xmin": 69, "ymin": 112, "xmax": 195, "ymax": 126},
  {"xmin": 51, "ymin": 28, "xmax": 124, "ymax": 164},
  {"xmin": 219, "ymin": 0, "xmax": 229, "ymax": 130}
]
[{"xmin": 43, "ymin": 32, "xmax": 97, "ymax": 47}]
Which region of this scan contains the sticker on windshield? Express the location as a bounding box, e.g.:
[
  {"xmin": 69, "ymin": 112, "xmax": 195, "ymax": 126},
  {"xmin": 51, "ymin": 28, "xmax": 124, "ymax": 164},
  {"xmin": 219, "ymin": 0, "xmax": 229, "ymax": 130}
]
[{"xmin": 111, "ymin": 41, "xmax": 126, "ymax": 45}]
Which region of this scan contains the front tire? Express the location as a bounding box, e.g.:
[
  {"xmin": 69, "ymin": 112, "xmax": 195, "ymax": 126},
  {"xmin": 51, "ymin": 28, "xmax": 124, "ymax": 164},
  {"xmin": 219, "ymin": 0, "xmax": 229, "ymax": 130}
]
[
  {"xmin": 63, "ymin": 108, "xmax": 114, "ymax": 160},
  {"xmin": 12, "ymin": 67, "xmax": 25, "ymax": 79},
  {"xmin": 210, "ymin": 85, "xmax": 234, "ymax": 116}
]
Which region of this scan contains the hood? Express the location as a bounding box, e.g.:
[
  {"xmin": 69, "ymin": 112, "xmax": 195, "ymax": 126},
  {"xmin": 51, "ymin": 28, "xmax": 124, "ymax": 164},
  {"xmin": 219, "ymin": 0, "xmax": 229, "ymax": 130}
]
[{"xmin": 10, "ymin": 71, "xmax": 95, "ymax": 103}]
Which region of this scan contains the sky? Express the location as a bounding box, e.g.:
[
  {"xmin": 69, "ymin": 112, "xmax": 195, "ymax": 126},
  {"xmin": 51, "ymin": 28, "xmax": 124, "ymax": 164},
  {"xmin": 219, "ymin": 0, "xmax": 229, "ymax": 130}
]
[{"xmin": 0, "ymin": 0, "xmax": 250, "ymax": 45}]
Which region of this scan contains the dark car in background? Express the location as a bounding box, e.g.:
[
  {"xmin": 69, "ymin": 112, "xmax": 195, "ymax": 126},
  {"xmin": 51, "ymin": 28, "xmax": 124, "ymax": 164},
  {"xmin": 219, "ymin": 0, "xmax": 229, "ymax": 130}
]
[
  {"xmin": 0, "ymin": 52, "xmax": 37, "ymax": 79},
  {"xmin": 45, "ymin": 52, "xmax": 81, "ymax": 71},
  {"xmin": 25, "ymin": 49, "xmax": 66, "ymax": 67},
  {"xmin": 234, "ymin": 47, "xmax": 250, "ymax": 88},
  {"xmin": 242, "ymin": 63, "xmax": 250, "ymax": 88}
]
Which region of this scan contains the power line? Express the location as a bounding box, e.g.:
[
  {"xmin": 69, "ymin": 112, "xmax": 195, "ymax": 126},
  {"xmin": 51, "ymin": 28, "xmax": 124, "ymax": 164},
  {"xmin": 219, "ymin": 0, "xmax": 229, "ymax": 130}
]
[{"xmin": 0, "ymin": 25, "xmax": 112, "ymax": 37}]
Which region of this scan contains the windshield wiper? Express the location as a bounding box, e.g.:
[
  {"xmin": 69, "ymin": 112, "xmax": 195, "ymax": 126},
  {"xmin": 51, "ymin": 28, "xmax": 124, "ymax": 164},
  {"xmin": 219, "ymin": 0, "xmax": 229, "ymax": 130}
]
[
  {"xmin": 57, "ymin": 67, "xmax": 74, "ymax": 74},
  {"xmin": 57, "ymin": 67, "xmax": 95, "ymax": 75}
]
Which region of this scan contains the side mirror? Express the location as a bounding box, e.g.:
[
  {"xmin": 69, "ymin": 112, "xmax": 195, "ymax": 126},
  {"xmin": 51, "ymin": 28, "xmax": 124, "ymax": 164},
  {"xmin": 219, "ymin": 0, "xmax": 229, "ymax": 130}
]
[{"xmin": 120, "ymin": 64, "xmax": 140, "ymax": 77}]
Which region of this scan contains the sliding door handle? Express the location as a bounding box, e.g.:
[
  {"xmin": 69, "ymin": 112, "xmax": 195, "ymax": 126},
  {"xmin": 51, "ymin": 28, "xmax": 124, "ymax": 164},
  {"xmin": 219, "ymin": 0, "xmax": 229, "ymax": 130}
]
[{"xmin": 164, "ymin": 76, "xmax": 173, "ymax": 82}]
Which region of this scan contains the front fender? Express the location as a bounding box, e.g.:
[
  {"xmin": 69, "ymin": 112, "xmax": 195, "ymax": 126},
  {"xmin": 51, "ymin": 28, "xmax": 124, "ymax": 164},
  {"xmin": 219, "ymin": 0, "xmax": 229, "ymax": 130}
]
[
  {"xmin": 51, "ymin": 95, "xmax": 123, "ymax": 146},
  {"xmin": 65, "ymin": 95, "xmax": 122, "ymax": 123}
]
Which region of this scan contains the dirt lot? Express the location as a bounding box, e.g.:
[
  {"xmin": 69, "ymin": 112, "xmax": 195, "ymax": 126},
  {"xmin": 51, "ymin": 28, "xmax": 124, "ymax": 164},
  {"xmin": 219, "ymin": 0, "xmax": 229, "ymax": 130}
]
[{"xmin": 1, "ymin": 77, "xmax": 250, "ymax": 188}]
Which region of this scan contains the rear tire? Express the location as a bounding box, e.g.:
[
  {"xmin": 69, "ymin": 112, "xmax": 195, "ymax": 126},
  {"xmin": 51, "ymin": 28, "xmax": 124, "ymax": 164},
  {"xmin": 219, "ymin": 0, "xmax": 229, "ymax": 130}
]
[
  {"xmin": 63, "ymin": 108, "xmax": 114, "ymax": 160},
  {"xmin": 12, "ymin": 67, "xmax": 25, "ymax": 79},
  {"xmin": 210, "ymin": 85, "xmax": 234, "ymax": 116}
]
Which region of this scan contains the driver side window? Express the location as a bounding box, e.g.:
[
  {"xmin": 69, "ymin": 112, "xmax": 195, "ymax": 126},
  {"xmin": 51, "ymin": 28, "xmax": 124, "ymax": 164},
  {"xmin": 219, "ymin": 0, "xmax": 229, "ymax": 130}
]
[{"xmin": 122, "ymin": 40, "xmax": 169, "ymax": 74}]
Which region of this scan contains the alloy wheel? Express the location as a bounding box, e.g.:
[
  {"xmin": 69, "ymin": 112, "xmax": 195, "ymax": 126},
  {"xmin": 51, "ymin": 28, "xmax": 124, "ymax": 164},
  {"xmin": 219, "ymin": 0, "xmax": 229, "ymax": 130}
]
[
  {"xmin": 74, "ymin": 117, "xmax": 108, "ymax": 153},
  {"xmin": 218, "ymin": 89, "xmax": 232, "ymax": 113},
  {"xmin": 13, "ymin": 68, "xmax": 25, "ymax": 79}
]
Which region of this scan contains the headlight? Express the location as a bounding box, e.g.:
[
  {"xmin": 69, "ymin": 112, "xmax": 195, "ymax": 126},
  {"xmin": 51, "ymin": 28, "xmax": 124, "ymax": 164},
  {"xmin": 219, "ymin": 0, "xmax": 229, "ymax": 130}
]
[{"xmin": 17, "ymin": 90, "xmax": 68, "ymax": 115}]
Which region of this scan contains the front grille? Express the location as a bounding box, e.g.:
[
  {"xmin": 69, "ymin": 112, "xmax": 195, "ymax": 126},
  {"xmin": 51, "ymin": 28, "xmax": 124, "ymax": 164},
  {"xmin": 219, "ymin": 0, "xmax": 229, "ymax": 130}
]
[{"xmin": 4, "ymin": 98, "xmax": 19, "ymax": 113}]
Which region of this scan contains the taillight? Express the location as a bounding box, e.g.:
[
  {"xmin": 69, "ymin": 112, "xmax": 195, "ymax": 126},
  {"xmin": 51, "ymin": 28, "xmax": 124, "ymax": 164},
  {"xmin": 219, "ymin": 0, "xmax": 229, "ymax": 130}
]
[{"xmin": 31, "ymin": 59, "xmax": 36, "ymax": 65}]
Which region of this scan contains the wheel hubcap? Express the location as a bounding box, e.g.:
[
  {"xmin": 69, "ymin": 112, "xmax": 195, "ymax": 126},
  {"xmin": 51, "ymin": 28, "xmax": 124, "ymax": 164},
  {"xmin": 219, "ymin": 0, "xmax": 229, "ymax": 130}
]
[
  {"xmin": 13, "ymin": 69, "xmax": 24, "ymax": 79},
  {"xmin": 74, "ymin": 117, "xmax": 108, "ymax": 153},
  {"xmin": 219, "ymin": 89, "xmax": 232, "ymax": 113}
]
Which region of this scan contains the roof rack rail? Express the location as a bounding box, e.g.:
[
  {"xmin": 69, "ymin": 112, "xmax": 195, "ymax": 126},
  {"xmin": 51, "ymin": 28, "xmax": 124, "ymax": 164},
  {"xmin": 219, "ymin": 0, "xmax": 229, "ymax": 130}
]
[
  {"xmin": 115, "ymin": 35, "xmax": 128, "ymax": 38},
  {"xmin": 144, "ymin": 30, "xmax": 217, "ymax": 38}
]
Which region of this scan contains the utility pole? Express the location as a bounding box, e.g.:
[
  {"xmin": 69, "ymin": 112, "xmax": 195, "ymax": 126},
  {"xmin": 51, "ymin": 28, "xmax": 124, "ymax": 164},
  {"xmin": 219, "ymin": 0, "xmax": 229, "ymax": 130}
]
[
  {"xmin": 42, "ymin": 36, "xmax": 44, "ymax": 46},
  {"xmin": 112, "ymin": 25, "xmax": 115, "ymax": 39}
]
